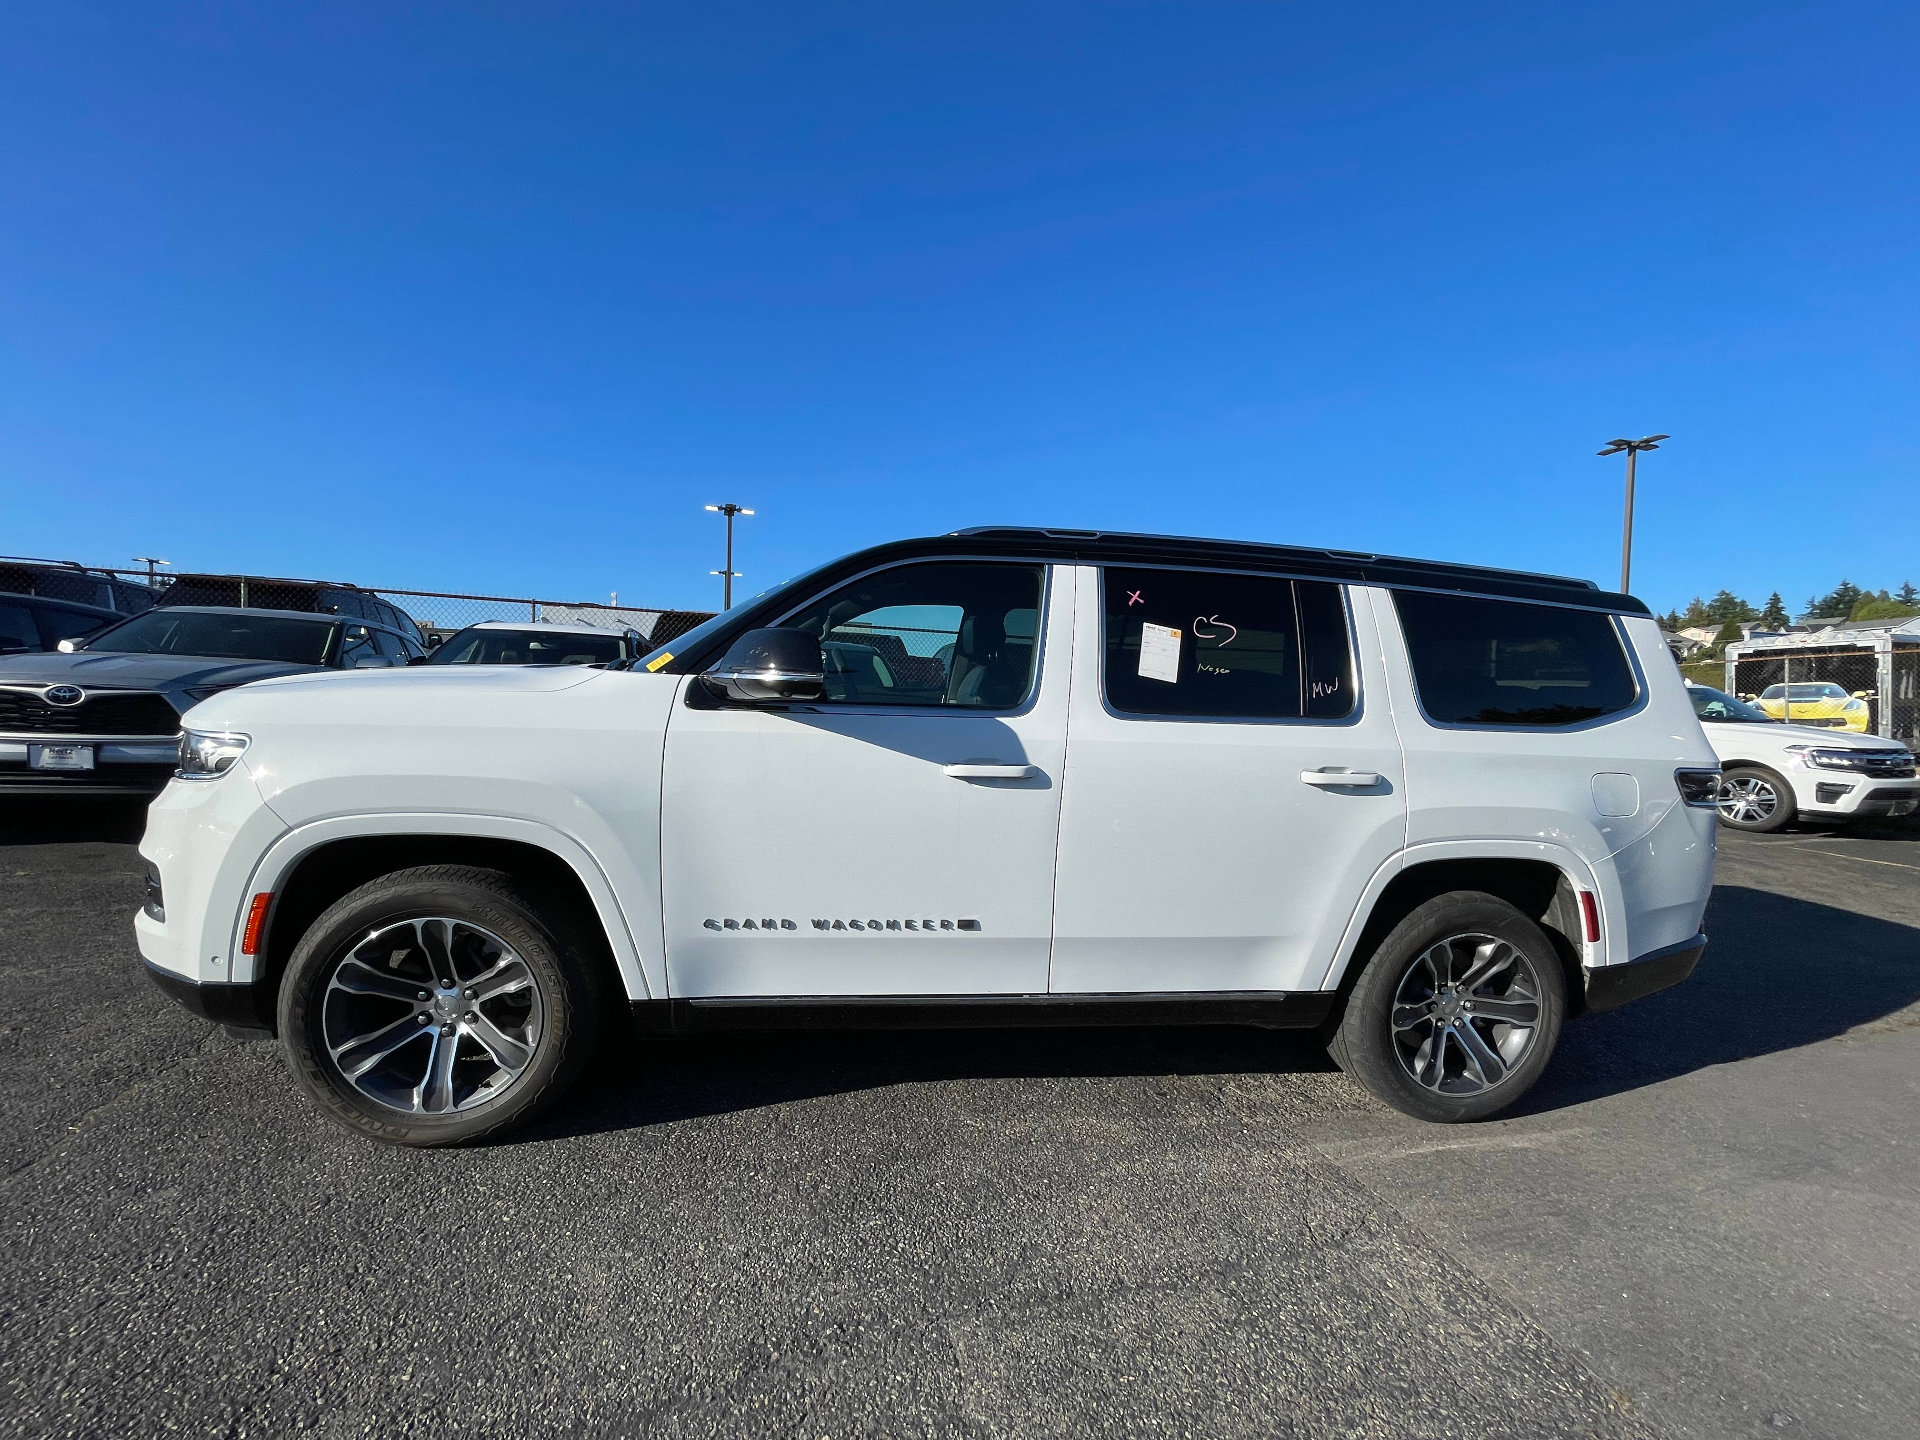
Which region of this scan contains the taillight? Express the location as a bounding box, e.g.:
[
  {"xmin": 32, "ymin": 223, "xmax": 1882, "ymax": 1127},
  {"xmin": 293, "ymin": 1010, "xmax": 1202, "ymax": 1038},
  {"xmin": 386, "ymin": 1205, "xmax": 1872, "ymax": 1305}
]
[
  {"xmin": 1674, "ymin": 768, "xmax": 1722, "ymax": 808},
  {"xmin": 240, "ymin": 893, "xmax": 272, "ymax": 955},
  {"xmin": 1578, "ymin": 892, "xmax": 1601, "ymax": 944}
]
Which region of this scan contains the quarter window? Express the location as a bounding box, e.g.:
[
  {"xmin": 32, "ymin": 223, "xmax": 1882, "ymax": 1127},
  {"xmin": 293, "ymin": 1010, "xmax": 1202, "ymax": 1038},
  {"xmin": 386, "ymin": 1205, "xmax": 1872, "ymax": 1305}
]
[
  {"xmin": 1101, "ymin": 568, "xmax": 1354, "ymax": 720},
  {"xmin": 780, "ymin": 562, "xmax": 1044, "ymax": 709},
  {"xmin": 1392, "ymin": 592, "xmax": 1638, "ymax": 727}
]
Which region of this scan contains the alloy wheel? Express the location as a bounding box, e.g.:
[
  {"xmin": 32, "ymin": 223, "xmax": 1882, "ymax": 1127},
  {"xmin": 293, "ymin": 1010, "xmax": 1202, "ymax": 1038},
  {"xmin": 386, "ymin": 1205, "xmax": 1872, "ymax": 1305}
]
[
  {"xmin": 319, "ymin": 916, "xmax": 545, "ymax": 1116},
  {"xmin": 1389, "ymin": 932, "xmax": 1543, "ymax": 1096},
  {"xmin": 1717, "ymin": 774, "xmax": 1780, "ymax": 826}
]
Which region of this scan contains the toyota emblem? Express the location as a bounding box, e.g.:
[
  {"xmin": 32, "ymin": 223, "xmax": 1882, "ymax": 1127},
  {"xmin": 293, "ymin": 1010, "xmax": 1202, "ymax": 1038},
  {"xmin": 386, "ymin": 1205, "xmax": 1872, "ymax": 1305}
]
[{"xmin": 44, "ymin": 685, "xmax": 84, "ymax": 706}]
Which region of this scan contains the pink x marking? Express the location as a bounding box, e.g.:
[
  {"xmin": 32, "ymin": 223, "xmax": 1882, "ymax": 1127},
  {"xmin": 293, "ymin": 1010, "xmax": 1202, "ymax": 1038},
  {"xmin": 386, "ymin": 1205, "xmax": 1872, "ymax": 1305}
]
[{"xmin": 1127, "ymin": 590, "xmax": 1144, "ymax": 606}]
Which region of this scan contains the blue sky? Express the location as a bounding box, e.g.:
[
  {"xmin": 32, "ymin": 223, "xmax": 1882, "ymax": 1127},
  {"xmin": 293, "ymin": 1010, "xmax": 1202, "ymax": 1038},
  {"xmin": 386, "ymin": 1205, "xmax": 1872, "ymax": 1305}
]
[{"xmin": 3, "ymin": 2, "xmax": 1914, "ymax": 615}]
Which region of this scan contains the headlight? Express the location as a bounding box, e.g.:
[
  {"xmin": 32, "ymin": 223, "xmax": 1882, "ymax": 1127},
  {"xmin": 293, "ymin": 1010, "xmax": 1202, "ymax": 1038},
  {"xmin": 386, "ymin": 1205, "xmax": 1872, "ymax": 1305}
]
[
  {"xmin": 176, "ymin": 729, "xmax": 251, "ymax": 780},
  {"xmin": 1789, "ymin": 745, "xmax": 1892, "ymax": 772}
]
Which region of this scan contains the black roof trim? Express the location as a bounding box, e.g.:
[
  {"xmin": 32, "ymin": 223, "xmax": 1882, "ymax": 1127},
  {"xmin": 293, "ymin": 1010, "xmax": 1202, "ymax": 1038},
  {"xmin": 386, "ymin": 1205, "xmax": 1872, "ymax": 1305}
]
[
  {"xmin": 950, "ymin": 527, "xmax": 1618, "ymax": 601},
  {"xmin": 658, "ymin": 527, "xmax": 1649, "ymax": 674}
]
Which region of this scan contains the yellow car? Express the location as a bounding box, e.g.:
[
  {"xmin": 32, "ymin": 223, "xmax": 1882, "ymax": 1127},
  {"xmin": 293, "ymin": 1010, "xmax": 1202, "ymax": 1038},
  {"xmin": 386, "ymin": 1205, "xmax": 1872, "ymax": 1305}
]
[{"xmin": 1751, "ymin": 681, "xmax": 1872, "ymax": 732}]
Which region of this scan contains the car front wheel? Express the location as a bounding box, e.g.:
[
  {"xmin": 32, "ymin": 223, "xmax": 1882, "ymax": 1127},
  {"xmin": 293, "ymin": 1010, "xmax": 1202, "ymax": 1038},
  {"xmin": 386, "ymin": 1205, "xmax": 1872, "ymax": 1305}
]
[
  {"xmin": 278, "ymin": 865, "xmax": 606, "ymax": 1146},
  {"xmin": 1328, "ymin": 892, "xmax": 1567, "ymax": 1123},
  {"xmin": 1715, "ymin": 765, "xmax": 1796, "ymax": 833}
]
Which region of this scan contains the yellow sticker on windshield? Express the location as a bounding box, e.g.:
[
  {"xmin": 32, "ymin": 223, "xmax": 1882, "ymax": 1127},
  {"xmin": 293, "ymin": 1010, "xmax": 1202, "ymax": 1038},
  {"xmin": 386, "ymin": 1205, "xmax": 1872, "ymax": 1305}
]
[{"xmin": 645, "ymin": 653, "xmax": 673, "ymax": 672}]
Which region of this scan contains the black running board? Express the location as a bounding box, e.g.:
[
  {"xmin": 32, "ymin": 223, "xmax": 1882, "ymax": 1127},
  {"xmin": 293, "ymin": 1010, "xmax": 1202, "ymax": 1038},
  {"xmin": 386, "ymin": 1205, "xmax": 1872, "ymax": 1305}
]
[{"xmin": 629, "ymin": 991, "xmax": 1335, "ymax": 1034}]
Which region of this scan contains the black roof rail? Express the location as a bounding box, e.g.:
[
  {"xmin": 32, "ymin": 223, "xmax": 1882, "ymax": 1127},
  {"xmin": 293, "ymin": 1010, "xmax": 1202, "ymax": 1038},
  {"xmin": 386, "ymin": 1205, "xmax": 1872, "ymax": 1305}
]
[{"xmin": 948, "ymin": 526, "xmax": 1601, "ymax": 593}]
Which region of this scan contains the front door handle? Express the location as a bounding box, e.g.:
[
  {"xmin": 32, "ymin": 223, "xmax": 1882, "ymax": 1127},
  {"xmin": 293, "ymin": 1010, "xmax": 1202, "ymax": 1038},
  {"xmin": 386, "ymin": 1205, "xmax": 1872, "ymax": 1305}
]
[
  {"xmin": 1300, "ymin": 768, "xmax": 1381, "ymax": 788},
  {"xmin": 944, "ymin": 762, "xmax": 1039, "ymax": 781}
]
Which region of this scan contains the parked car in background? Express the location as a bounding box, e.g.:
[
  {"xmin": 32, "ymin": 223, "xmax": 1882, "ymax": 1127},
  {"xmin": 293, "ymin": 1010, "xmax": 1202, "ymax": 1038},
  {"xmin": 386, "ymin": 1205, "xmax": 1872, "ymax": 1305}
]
[
  {"xmin": 156, "ymin": 573, "xmax": 422, "ymax": 643},
  {"xmin": 138, "ymin": 527, "xmax": 1717, "ymax": 1145},
  {"xmin": 0, "ymin": 605, "xmax": 426, "ymax": 795},
  {"xmin": 0, "ymin": 556, "xmax": 159, "ymax": 616},
  {"xmin": 425, "ymin": 621, "xmax": 645, "ymax": 667},
  {"xmin": 1686, "ymin": 682, "xmax": 1916, "ymax": 831},
  {"xmin": 1750, "ymin": 680, "xmax": 1872, "ymax": 732},
  {"xmin": 0, "ymin": 593, "xmax": 124, "ymax": 655}
]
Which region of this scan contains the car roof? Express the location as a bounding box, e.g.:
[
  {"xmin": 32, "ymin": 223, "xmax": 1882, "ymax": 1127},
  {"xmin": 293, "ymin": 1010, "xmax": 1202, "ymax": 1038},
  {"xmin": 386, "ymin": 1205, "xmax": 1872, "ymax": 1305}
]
[
  {"xmin": 134, "ymin": 605, "xmax": 346, "ymax": 623},
  {"xmin": 0, "ymin": 592, "xmax": 120, "ymax": 618},
  {"xmin": 462, "ymin": 621, "xmax": 633, "ymax": 637}
]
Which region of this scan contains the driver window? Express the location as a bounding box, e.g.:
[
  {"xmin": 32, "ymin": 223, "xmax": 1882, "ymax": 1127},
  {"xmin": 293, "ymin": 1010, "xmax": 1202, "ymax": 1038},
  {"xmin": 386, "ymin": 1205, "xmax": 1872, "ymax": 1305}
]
[
  {"xmin": 781, "ymin": 562, "xmax": 1045, "ymax": 709},
  {"xmin": 336, "ymin": 625, "xmax": 379, "ymax": 667}
]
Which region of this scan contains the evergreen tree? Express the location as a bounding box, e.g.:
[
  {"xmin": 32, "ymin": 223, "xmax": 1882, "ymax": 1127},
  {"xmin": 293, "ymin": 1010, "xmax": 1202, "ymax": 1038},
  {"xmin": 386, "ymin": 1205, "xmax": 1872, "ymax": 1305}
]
[
  {"xmin": 1679, "ymin": 596, "xmax": 1712, "ymax": 627},
  {"xmin": 1900, "ymin": 581, "xmax": 1918, "ymax": 607},
  {"xmin": 1811, "ymin": 580, "xmax": 1863, "ymax": 617},
  {"xmin": 1705, "ymin": 589, "xmax": 1756, "ymax": 623},
  {"xmin": 1758, "ymin": 593, "xmax": 1790, "ymax": 630},
  {"xmin": 1710, "ymin": 620, "xmax": 1745, "ymax": 655},
  {"xmin": 1660, "ymin": 609, "xmax": 1683, "ymax": 631}
]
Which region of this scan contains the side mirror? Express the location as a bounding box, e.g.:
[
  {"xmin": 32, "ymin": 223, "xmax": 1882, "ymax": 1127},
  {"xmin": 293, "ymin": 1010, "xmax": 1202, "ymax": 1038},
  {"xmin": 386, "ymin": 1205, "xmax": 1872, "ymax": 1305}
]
[
  {"xmin": 426, "ymin": 634, "xmax": 444, "ymax": 649},
  {"xmin": 699, "ymin": 628, "xmax": 825, "ymax": 703},
  {"xmin": 57, "ymin": 639, "xmax": 78, "ymax": 653},
  {"xmin": 1853, "ymin": 691, "xmax": 1871, "ymax": 699},
  {"xmin": 406, "ymin": 654, "xmax": 430, "ymax": 666}
]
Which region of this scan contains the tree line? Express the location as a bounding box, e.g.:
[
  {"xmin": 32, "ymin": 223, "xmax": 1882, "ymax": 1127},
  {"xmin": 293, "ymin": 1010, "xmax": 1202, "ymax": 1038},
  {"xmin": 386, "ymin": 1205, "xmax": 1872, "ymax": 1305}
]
[{"xmin": 1660, "ymin": 579, "xmax": 1918, "ymax": 639}]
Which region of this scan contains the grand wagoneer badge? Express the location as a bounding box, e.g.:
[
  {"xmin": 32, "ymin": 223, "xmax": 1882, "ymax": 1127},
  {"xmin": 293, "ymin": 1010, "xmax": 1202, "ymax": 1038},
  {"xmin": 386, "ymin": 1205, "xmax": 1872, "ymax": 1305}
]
[{"xmin": 703, "ymin": 917, "xmax": 982, "ymax": 932}]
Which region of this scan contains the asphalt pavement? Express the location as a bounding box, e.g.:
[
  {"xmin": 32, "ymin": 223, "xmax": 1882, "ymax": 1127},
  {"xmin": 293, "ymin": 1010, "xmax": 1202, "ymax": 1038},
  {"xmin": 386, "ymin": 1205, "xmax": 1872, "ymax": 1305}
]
[{"xmin": 1, "ymin": 800, "xmax": 1915, "ymax": 1440}]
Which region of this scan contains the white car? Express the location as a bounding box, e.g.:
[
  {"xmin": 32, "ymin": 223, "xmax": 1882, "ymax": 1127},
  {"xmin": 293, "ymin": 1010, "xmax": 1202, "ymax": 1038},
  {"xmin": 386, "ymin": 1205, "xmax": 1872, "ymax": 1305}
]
[
  {"xmin": 136, "ymin": 529, "xmax": 1720, "ymax": 1145},
  {"xmin": 1685, "ymin": 682, "xmax": 1918, "ymax": 831},
  {"xmin": 425, "ymin": 620, "xmax": 646, "ymax": 667}
]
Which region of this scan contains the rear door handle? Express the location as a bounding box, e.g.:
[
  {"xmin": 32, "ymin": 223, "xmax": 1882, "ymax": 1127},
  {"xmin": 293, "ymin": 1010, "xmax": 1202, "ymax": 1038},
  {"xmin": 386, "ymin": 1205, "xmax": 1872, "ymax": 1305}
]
[
  {"xmin": 944, "ymin": 763, "xmax": 1039, "ymax": 781},
  {"xmin": 1299, "ymin": 768, "xmax": 1381, "ymax": 788}
]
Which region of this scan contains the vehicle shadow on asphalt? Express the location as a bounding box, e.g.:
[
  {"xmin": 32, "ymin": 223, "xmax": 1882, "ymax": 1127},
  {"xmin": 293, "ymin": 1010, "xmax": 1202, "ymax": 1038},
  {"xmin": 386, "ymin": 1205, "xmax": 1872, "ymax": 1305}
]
[
  {"xmin": 0, "ymin": 799, "xmax": 148, "ymax": 846},
  {"xmin": 1510, "ymin": 882, "xmax": 1920, "ymax": 1116},
  {"xmin": 523, "ymin": 1024, "xmax": 1341, "ymax": 1144}
]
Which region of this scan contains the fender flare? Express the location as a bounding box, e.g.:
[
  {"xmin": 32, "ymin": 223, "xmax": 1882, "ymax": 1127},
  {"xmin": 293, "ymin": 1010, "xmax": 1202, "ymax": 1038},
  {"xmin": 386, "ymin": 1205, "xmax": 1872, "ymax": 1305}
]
[
  {"xmin": 1315, "ymin": 838, "xmax": 1610, "ymax": 991},
  {"xmin": 233, "ymin": 811, "xmax": 656, "ymax": 1000}
]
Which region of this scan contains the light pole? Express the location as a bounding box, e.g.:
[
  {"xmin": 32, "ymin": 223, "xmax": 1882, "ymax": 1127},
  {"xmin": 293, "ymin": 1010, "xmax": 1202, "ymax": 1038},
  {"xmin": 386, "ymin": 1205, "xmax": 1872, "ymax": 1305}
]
[
  {"xmin": 132, "ymin": 556, "xmax": 170, "ymax": 587},
  {"xmin": 1596, "ymin": 435, "xmax": 1668, "ymax": 594},
  {"xmin": 704, "ymin": 503, "xmax": 753, "ymax": 609}
]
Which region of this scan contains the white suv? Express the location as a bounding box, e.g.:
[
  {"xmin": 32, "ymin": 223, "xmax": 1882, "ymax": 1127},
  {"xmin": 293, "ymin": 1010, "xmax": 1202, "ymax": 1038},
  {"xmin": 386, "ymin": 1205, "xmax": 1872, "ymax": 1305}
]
[
  {"xmin": 1685, "ymin": 682, "xmax": 1918, "ymax": 831},
  {"xmin": 136, "ymin": 529, "xmax": 1719, "ymax": 1145}
]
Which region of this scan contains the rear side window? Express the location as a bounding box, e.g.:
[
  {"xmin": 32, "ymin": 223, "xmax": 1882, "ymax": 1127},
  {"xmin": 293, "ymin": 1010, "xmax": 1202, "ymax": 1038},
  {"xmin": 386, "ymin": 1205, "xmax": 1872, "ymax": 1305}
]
[
  {"xmin": 1392, "ymin": 592, "xmax": 1638, "ymax": 728},
  {"xmin": 1102, "ymin": 568, "xmax": 1354, "ymax": 720}
]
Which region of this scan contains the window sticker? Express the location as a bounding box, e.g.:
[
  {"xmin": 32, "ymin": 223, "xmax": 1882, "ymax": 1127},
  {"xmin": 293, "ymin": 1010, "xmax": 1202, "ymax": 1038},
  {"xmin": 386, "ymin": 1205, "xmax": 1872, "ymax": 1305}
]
[{"xmin": 1138, "ymin": 622, "xmax": 1181, "ymax": 683}]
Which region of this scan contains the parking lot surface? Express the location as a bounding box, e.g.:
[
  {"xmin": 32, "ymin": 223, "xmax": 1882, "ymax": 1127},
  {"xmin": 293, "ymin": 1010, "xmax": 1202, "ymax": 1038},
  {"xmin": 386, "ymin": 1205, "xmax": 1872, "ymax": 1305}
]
[{"xmin": 2, "ymin": 804, "xmax": 1915, "ymax": 1439}]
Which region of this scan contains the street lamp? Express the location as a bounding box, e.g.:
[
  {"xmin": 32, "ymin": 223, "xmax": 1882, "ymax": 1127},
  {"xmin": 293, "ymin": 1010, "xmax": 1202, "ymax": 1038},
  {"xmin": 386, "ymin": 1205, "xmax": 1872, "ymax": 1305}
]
[
  {"xmin": 1596, "ymin": 435, "xmax": 1668, "ymax": 595},
  {"xmin": 704, "ymin": 503, "xmax": 754, "ymax": 609}
]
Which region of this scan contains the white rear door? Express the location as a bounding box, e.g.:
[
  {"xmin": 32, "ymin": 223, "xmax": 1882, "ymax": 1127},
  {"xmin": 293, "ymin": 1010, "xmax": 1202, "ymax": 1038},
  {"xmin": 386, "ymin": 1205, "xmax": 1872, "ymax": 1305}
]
[
  {"xmin": 660, "ymin": 560, "xmax": 1073, "ymax": 997},
  {"xmin": 1050, "ymin": 566, "xmax": 1406, "ymax": 994}
]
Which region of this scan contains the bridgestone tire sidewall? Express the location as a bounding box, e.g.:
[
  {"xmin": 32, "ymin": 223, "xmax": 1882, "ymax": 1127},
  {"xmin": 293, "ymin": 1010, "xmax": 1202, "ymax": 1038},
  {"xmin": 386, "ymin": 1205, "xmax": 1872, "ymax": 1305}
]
[
  {"xmin": 1332, "ymin": 892, "xmax": 1567, "ymax": 1124},
  {"xmin": 278, "ymin": 868, "xmax": 598, "ymax": 1147}
]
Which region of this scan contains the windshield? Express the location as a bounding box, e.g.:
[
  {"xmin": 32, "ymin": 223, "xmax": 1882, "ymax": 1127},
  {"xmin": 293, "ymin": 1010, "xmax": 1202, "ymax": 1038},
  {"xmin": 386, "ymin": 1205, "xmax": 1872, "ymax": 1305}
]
[
  {"xmin": 1688, "ymin": 685, "xmax": 1774, "ymax": 724},
  {"xmin": 86, "ymin": 611, "xmax": 338, "ymax": 664},
  {"xmin": 635, "ymin": 567, "xmax": 827, "ymax": 671},
  {"xmin": 1759, "ymin": 682, "xmax": 1846, "ymax": 700},
  {"xmin": 430, "ymin": 628, "xmax": 627, "ymax": 666}
]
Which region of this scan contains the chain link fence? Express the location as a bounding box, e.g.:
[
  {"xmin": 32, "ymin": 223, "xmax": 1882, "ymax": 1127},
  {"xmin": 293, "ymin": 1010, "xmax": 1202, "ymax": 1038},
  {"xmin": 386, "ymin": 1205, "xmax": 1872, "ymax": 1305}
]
[
  {"xmin": 1725, "ymin": 643, "xmax": 1920, "ymax": 746},
  {"xmin": 97, "ymin": 568, "xmax": 714, "ymax": 649}
]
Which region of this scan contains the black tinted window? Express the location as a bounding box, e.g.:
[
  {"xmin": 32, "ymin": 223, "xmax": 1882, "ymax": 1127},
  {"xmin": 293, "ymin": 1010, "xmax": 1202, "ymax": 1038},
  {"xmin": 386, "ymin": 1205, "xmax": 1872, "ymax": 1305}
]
[
  {"xmin": 781, "ymin": 562, "xmax": 1043, "ymax": 709},
  {"xmin": 37, "ymin": 605, "xmax": 114, "ymax": 648},
  {"xmin": 1102, "ymin": 568, "xmax": 1353, "ymax": 720},
  {"xmin": 86, "ymin": 611, "xmax": 337, "ymax": 664},
  {"xmin": 0, "ymin": 601, "xmax": 38, "ymax": 652},
  {"xmin": 1393, "ymin": 592, "xmax": 1637, "ymax": 727}
]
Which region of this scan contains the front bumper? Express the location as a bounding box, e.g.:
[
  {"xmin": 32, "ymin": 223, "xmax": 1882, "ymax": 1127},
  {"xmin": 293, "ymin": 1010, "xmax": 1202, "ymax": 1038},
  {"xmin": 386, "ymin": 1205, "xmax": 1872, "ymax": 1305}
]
[
  {"xmin": 142, "ymin": 958, "xmax": 268, "ymax": 1030},
  {"xmin": 0, "ymin": 734, "xmax": 178, "ymax": 795},
  {"xmin": 1584, "ymin": 932, "xmax": 1706, "ymax": 1013}
]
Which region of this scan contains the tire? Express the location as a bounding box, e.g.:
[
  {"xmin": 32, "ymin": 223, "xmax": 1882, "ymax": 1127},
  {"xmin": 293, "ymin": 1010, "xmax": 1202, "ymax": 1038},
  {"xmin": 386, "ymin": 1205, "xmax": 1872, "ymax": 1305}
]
[
  {"xmin": 1715, "ymin": 764, "xmax": 1797, "ymax": 833},
  {"xmin": 278, "ymin": 865, "xmax": 608, "ymax": 1146},
  {"xmin": 1328, "ymin": 891, "xmax": 1567, "ymax": 1124}
]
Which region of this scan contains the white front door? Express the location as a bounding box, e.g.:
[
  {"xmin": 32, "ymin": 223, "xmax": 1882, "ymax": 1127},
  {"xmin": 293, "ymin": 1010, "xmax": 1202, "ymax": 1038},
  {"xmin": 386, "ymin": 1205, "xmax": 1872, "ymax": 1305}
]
[
  {"xmin": 660, "ymin": 560, "xmax": 1073, "ymax": 997},
  {"xmin": 1050, "ymin": 566, "xmax": 1407, "ymax": 994}
]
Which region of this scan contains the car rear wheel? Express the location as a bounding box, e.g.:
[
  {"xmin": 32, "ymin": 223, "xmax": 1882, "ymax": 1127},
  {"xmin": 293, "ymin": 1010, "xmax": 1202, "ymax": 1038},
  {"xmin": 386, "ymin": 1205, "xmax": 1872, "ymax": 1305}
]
[
  {"xmin": 278, "ymin": 865, "xmax": 606, "ymax": 1146},
  {"xmin": 1328, "ymin": 892, "xmax": 1567, "ymax": 1123},
  {"xmin": 1715, "ymin": 765, "xmax": 1796, "ymax": 833}
]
